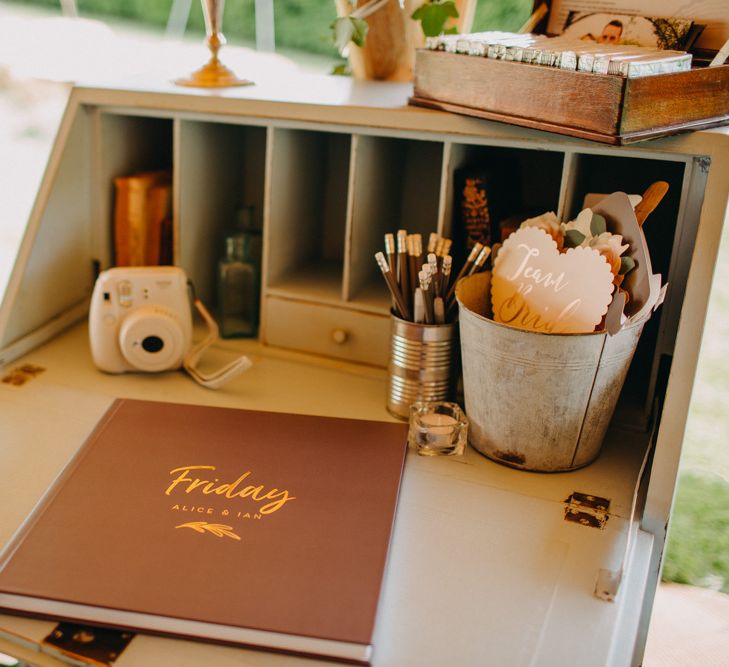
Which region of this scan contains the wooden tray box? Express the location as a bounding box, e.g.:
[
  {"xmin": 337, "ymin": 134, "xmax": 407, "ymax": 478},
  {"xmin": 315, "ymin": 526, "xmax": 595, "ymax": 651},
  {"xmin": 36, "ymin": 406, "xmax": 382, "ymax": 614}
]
[{"xmin": 411, "ymin": 17, "xmax": 729, "ymax": 144}]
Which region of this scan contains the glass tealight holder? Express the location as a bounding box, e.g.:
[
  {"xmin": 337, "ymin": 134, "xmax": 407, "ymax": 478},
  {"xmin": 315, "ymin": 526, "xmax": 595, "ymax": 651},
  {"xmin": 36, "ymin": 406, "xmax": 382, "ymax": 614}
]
[{"xmin": 408, "ymin": 402, "xmax": 468, "ymax": 457}]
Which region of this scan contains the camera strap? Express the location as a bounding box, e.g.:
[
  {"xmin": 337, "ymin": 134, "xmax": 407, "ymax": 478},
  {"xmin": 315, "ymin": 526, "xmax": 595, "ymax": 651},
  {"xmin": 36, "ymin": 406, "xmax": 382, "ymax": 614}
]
[{"xmin": 183, "ymin": 298, "xmax": 252, "ymax": 389}]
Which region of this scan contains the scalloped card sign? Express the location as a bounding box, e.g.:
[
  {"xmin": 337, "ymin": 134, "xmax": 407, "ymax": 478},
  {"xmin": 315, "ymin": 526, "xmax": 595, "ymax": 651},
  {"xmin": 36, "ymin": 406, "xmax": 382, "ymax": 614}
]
[{"xmin": 491, "ymin": 227, "xmax": 615, "ymax": 334}]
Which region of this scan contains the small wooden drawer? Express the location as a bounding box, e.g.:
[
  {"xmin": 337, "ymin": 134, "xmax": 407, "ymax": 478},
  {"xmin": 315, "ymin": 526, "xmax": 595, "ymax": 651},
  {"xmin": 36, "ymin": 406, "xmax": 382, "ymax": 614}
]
[{"xmin": 263, "ymin": 297, "xmax": 390, "ymax": 367}]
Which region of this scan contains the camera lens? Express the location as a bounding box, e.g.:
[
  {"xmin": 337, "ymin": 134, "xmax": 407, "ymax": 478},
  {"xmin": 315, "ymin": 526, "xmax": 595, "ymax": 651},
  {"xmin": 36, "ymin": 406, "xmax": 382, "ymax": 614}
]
[
  {"xmin": 119, "ymin": 306, "xmax": 186, "ymax": 372},
  {"xmin": 141, "ymin": 335, "xmax": 164, "ymax": 353}
]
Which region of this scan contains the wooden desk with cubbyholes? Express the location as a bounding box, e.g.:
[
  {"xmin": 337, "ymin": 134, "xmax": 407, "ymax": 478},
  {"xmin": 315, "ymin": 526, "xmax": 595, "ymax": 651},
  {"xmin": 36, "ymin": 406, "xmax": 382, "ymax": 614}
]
[{"xmin": 0, "ymin": 72, "xmax": 727, "ymax": 666}]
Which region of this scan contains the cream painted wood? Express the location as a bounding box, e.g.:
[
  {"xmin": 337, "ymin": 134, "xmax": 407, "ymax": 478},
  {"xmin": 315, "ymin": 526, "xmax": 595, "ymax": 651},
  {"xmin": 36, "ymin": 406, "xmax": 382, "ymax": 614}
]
[
  {"xmin": 436, "ymin": 141, "xmax": 453, "ymax": 237},
  {"xmin": 640, "ymin": 158, "xmax": 706, "ymax": 413},
  {"xmin": 177, "ymin": 119, "xmax": 267, "ymax": 304},
  {"xmin": 394, "ymin": 137, "xmax": 443, "ymax": 236},
  {"xmin": 0, "ymin": 105, "xmax": 92, "ymax": 349},
  {"xmin": 557, "ymin": 150, "xmax": 577, "ymax": 220},
  {"xmin": 0, "ymin": 75, "xmax": 727, "ymax": 666},
  {"xmin": 98, "ymin": 112, "xmax": 173, "ymax": 235},
  {"xmin": 321, "ymin": 134, "xmax": 351, "ymax": 274},
  {"xmin": 346, "ymin": 135, "xmax": 440, "ymax": 305},
  {"xmin": 259, "ymin": 125, "xmax": 275, "ymax": 340},
  {"xmin": 346, "ymin": 134, "xmax": 383, "ymax": 303},
  {"xmin": 178, "ymin": 119, "xmax": 233, "ymax": 303},
  {"xmin": 341, "ymin": 133, "xmax": 359, "ymax": 302},
  {"xmin": 0, "ymin": 323, "xmax": 653, "ymax": 666},
  {"xmin": 657, "ymin": 157, "xmax": 708, "ymax": 358},
  {"xmin": 94, "ymin": 111, "xmax": 173, "ymax": 273},
  {"xmin": 263, "ymin": 296, "xmax": 389, "ymax": 366},
  {"xmin": 265, "ymin": 128, "xmax": 349, "ymax": 303},
  {"xmin": 171, "ymin": 117, "xmax": 182, "ymax": 267},
  {"xmin": 635, "ymin": 143, "xmax": 729, "ymax": 663}
]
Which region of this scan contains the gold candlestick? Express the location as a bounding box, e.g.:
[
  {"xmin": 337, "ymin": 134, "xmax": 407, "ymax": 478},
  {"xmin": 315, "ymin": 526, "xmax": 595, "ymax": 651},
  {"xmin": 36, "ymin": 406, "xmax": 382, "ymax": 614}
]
[{"xmin": 176, "ymin": 0, "xmax": 252, "ymax": 88}]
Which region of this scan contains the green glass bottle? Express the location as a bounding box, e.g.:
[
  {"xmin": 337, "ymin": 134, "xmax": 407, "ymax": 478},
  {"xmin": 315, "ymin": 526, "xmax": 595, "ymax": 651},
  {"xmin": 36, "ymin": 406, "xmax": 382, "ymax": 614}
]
[{"xmin": 217, "ymin": 232, "xmax": 259, "ymax": 338}]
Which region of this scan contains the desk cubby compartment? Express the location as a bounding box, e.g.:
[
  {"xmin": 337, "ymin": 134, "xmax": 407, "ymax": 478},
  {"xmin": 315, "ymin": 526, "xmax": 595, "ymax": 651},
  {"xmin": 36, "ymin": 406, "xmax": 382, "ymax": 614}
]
[
  {"xmin": 346, "ymin": 136, "xmax": 444, "ymax": 311},
  {"xmin": 563, "ymin": 152, "xmax": 691, "ymax": 415},
  {"xmin": 265, "ymin": 128, "xmax": 351, "ymax": 305},
  {"xmin": 443, "ymin": 143, "xmax": 564, "ymax": 258},
  {"xmin": 564, "ymin": 153, "xmax": 686, "ymax": 278},
  {"xmin": 177, "ymin": 120, "xmax": 266, "ymax": 305},
  {"xmin": 99, "ymin": 113, "xmax": 173, "ymax": 266}
]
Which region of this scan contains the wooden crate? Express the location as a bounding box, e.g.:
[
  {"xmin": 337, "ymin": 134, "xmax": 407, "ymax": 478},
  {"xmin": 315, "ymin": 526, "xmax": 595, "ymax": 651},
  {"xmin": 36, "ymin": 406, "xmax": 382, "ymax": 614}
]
[{"xmin": 411, "ymin": 49, "xmax": 729, "ymax": 144}]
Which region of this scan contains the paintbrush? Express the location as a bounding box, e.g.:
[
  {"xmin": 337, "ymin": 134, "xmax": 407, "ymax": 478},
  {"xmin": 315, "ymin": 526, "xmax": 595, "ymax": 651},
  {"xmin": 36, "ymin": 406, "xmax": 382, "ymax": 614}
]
[
  {"xmin": 634, "ymin": 181, "xmax": 669, "ymax": 227},
  {"xmin": 468, "ymin": 245, "xmax": 492, "ymax": 275}
]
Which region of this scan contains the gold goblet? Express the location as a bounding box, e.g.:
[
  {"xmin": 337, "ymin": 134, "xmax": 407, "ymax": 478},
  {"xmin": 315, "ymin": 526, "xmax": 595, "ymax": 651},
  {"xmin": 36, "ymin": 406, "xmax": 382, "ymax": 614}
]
[{"xmin": 176, "ymin": 0, "xmax": 252, "ymax": 88}]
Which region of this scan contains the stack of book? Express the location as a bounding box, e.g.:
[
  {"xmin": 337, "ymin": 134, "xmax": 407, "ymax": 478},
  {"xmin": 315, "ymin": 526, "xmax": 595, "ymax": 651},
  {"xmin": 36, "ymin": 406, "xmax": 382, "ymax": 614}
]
[{"xmin": 114, "ymin": 170, "xmax": 173, "ymax": 266}]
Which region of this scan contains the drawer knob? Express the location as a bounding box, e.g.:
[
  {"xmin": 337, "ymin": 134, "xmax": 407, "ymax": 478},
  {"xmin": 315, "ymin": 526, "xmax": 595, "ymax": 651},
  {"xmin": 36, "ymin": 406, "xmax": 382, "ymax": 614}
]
[{"xmin": 331, "ymin": 328, "xmax": 349, "ymax": 344}]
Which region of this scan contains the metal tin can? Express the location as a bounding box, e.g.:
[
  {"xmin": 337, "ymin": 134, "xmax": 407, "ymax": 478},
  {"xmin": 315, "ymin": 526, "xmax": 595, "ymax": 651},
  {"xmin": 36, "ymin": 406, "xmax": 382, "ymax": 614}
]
[{"xmin": 386, "ymin": 314, "xmax": 456, "ymax": 420}]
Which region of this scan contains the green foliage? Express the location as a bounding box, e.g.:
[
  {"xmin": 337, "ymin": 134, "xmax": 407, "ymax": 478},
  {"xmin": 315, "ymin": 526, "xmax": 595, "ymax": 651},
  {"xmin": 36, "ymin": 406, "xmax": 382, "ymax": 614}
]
[
  {"xmin": 411, "ymin": 1, "xmax": 459, "ymax": 38},
  {"xmin": 331, "ymin": 62, "xmax": 352, "ymax": 76},
  {"xmin": 590, "ymin": 213, "xmax": 607, "ymax": 236},
  {"xmin": 472, "ymin": 0, "xmax": 533, "ymax": 33},
  {"xmin": 662, "ymin": 473, "xmax": 729, "ymax": 594},
  {"xmin": 619, "ymin": 255, "xmax": 635, "ymax": 275},
  {"xmin": 564, "ymin": 229, "xmax": 586, "ymax": 248},
  {"xmin": 272, "ymin": 1, "xmax": 339, "ymax": 56},
  {"xmin": 13, "ymin": 0, "xmax": 533, "ymax": 57},
  {"xmin": 331, "ymin": 16, "xmax": 368, "ymax": 55},
  {"xmin": 651, "ymin": 18, "xmax": 686, "ymax": 51},
  {"xmin": 11, "ymin": 0, "xmax": 337, "ymax": 56}
]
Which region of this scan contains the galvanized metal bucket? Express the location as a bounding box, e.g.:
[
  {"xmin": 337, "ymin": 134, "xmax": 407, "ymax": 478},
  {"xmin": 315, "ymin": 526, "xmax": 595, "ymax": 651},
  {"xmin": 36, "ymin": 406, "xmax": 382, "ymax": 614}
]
[
  {"xmin": 456, "ymin": 272, "xmax": 647, "ymax": 471},
  {"xmin": 386, "ymin": 314, "xmax": 456, "ymax": 420}
]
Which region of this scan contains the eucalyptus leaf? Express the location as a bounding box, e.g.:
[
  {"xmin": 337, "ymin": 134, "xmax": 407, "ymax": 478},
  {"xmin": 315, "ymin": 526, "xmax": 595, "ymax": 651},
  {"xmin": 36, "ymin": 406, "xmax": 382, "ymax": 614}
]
[
  {"xmin": 331, "ymin": 63, "xmax": 351, "ymax": 76},
  {"xmin": 331, "ymin": 16, "xmax": 369, "ymax": 55},
  {"xmin": 619, "ymin": 256, "xmax": 636, "ymax": 275},
  {"xmin": 349, "ymin": 17, "xmax": 368, "ymax": 47},
  {"xmin": 564, "ymin": 229, "xmax": 586, "ymax": 248},
  {"xmin": 590, "ymin": 213, "xmax": 607, "ymax": 237},
  {"xmin": 411, "ymin": 0, "xmax": 459, "ymax": 38}
]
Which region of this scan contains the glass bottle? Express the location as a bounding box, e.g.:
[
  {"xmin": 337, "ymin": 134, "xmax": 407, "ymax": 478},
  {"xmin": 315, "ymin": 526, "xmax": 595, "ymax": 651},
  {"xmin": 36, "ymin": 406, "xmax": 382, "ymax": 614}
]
[
  {"xmin": 217, "ymin": 233, "xmax": 259, "ymax": 338},
  {"xmin": 236, "ymin": 205, "xmax": 262, "ymax": 268}
]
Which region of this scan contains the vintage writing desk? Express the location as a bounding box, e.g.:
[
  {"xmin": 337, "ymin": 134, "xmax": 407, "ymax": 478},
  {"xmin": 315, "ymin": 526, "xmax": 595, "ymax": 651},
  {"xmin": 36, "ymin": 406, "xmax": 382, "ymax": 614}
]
[{"xmin": 0, "ymin": 69, "xmax": 727, "ymax": 666}]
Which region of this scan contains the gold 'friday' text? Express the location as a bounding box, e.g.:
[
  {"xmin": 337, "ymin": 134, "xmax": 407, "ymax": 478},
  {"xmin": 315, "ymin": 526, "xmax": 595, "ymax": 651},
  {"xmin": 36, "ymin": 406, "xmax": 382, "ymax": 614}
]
[{"xmin": 165, "ymin": 465, "xmax": 295, "ymax": 514}]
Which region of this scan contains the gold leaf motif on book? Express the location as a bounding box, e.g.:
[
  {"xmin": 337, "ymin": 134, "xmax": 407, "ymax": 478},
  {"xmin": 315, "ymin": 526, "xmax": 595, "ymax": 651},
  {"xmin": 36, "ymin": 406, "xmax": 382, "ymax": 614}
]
[{"xmin": 175, "ymin": 522, "xmax": 241, "ymax": 541}]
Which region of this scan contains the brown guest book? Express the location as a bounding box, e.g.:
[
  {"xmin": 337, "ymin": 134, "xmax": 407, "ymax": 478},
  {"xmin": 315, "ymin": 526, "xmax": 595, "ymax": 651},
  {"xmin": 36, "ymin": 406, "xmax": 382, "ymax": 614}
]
[{"xmin": 0, "ymin": 399, "xmax": 408, "ymax": 664}]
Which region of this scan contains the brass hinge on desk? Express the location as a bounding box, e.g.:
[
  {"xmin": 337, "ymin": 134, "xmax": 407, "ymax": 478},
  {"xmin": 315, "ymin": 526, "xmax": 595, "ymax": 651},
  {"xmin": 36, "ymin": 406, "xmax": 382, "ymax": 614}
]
[
  {"xmin": 563, "ymin": 492, "xmax": 611, "ymax": 530},
  {"xmin": 563, "ymin": 492, "xmax": 619, "ymax": 601},
  {"xmin": 42, "ymin": 623, "xmax": 134, "ymax": 666}
]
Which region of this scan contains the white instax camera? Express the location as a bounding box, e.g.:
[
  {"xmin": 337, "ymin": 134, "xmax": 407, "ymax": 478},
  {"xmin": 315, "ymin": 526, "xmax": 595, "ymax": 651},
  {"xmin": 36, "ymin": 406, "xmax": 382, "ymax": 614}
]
[
  {"xmin": 90, "ymin": 266, "xmax": 192, "ymax": 374},
  {"xmin": 89, "ymin": 266, "xmax": 250, "ymax": 387}
]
